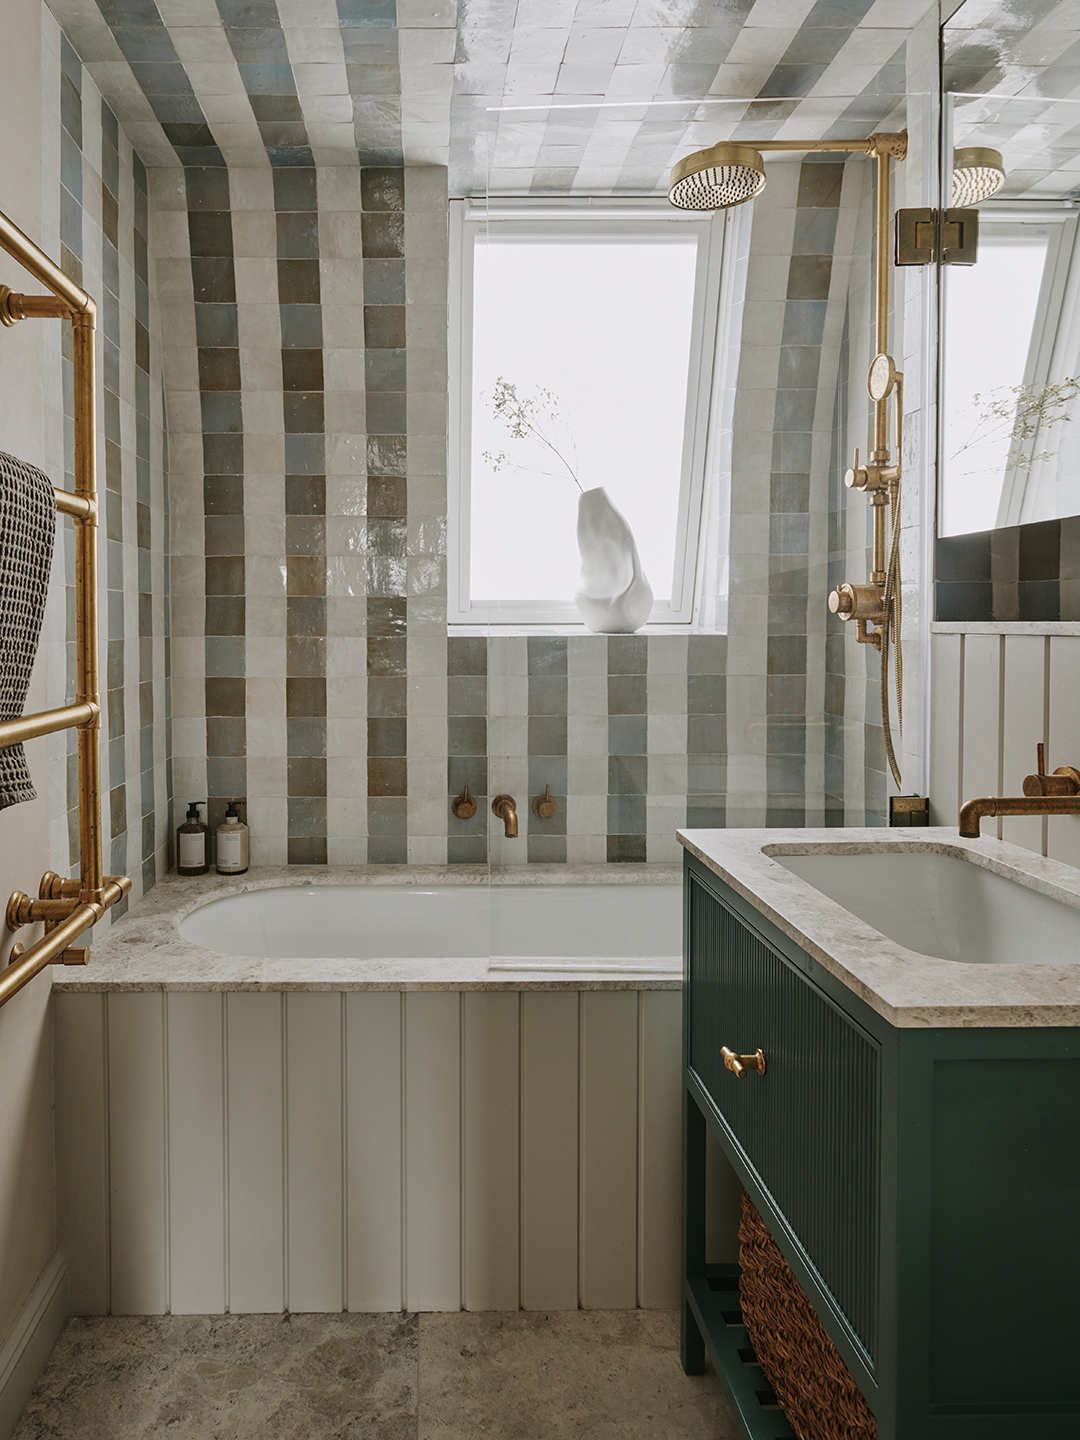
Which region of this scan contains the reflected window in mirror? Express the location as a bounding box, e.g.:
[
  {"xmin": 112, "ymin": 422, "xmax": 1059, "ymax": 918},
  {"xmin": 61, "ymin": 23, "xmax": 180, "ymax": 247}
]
[{"xmin": 941, "ymin": 206, "xmax": 1080, "ymax": 537}]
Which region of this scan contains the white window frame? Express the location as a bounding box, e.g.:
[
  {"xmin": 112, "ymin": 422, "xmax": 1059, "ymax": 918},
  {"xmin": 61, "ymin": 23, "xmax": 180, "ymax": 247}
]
[{"xmin": 448, "ymin": 197, "xmax": 728, "ymax": 628}]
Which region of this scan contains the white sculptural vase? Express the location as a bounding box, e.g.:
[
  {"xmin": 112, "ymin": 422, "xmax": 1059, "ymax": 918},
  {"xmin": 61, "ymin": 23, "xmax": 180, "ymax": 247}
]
[{"xmin": 573, "ymin": 486, "xmax": 653, "ymax": 634}]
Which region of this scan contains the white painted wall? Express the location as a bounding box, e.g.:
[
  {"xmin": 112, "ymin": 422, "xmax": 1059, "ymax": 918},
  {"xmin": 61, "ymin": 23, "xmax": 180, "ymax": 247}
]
[
  {"xmin": 54, "ymin": 988, "xmax": 683, "ymax": 1314},
  {"xmin": 0, "ymin": 0, "xmax": 58, "ymax": 1361}
]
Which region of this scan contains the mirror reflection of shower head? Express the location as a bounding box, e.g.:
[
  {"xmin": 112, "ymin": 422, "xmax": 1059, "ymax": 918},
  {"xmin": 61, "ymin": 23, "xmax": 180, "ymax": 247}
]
[
  {"xmin": 668, "ymin": 143, "xmax": 767, "ymax": 210},
  {"xmin": 951, "ymin": 147, "xmax": 1006, "ymax": 206}
]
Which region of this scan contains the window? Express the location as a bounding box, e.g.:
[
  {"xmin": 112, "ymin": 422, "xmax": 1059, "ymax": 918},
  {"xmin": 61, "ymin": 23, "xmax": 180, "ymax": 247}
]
[{"xmin": 449, "ymin": 200, "xmax": 729, "ymax": 626}]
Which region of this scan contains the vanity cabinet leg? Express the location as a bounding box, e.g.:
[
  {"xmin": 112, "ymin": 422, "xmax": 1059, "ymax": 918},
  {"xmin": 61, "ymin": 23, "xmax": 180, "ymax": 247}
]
[
  {"xmin": 682, "ymin": 1085, "xmax": 708, "ymax": 1375},
  {"xmin": 682, "ymin": 1297, "xmax": 706, "ymax": 1375}
]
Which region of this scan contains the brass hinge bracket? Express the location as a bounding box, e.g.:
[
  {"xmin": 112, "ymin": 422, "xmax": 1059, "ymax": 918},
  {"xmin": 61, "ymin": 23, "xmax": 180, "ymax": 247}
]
[{"xmin": 895, "ymin": 207, "xmax": 979, "ymax": 266}]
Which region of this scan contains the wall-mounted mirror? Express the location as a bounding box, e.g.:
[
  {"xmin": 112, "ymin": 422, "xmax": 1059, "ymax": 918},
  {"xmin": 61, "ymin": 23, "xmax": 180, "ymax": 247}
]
[{"xmin": 937, "ymin": 1, "xmax": 1080, "ymax": 622}]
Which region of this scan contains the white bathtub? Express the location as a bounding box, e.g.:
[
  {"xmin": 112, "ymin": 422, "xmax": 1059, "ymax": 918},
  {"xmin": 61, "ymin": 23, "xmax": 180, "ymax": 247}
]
[{"xmin": 178, "ymin": 882, "xmax": 683, "ymax": 974}]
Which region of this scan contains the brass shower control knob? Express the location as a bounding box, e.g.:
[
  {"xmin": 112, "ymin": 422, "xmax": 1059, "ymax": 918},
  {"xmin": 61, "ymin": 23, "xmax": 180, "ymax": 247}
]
[
  {"xmin": 451, "ymin": 786, "xmax": 477, "ymax": 819},
  {"xmin": 721, "ymin": 1046, "xmax": 766, "ymax": 1080},
  {"xmin": 532, "ymin": 785, "xmax": 557, "ymax": 819},
  {"xmin": 829, "ymin": 582, "xmax": 884, "ymax": 624}
]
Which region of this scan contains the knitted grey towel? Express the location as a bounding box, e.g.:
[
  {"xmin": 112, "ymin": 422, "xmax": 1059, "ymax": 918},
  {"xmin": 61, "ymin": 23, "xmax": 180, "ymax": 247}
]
[{"xmin": 0, "ymin": 451, "xmax": 56, "ymax": 809}]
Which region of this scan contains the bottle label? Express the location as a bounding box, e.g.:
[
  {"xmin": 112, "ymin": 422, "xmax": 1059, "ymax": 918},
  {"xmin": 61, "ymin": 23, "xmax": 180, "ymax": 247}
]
[
  {"xmin": 217, "ymin": 830, "xmax": 244, "ymax": 870},
  {"xmin": 179, "ymin": 831, "xmax": 205, "ymax": 869}
]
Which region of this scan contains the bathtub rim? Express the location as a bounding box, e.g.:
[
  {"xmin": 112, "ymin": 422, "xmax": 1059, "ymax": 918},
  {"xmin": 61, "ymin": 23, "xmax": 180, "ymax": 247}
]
[{"xmin": 51, "ymin": 862, "xmax": 685, "ymax": 994}]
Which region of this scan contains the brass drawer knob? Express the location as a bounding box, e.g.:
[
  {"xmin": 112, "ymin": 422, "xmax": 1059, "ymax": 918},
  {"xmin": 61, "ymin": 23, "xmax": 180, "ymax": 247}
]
[{"xmin": 721, "ymin": 1046, "xmax": 766, "ymax": 1079}]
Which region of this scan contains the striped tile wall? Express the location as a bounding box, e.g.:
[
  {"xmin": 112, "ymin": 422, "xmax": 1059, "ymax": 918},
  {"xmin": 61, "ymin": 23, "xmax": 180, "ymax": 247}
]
[{"xmin": 40, "ymin": 22, "xmax": 172, "ymax": 914}]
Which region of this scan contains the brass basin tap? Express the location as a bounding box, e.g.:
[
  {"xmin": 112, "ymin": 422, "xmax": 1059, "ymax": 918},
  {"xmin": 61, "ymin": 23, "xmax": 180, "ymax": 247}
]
[
  {"xmin": 492, "ymin": 794, "xmax": 518, "ymax": 838},
  {"xmin": 959, "ymin": 743, "xmax": 1080, "ymax": 837}
]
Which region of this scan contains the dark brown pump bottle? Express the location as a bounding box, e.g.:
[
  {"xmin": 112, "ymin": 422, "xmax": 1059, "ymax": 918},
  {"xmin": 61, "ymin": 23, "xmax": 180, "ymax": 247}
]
[{"xmin": 176, "ymin": 801, "xmax": 209, "ymax": 876}]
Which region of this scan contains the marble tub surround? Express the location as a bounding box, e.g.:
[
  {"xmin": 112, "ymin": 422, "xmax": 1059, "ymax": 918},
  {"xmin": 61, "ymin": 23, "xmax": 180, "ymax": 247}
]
[
  {"xmin": 11, "ymin": 1311, "xmax": 731, "ymax": 1440},
  {"xmin": 679, "ymin": 827, "xmax": 1080, "ymax": 1027},
  {"xmin": 52, "ymin": 863, "xmax": 682, "ymax": 993}
]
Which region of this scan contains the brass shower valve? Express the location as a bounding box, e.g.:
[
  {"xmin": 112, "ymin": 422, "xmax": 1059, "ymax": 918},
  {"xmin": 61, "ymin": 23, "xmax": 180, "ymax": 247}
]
[
  {"xmin": 828, "ymin": 582, "xmax": 886, "ymax": 650},
  {"xmin": 844, "ymin": 447, "xmax": 898, "ymax": 495}
]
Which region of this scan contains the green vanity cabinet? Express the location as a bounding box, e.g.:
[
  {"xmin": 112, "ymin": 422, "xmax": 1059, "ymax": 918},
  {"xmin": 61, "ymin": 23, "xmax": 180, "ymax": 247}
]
[{"xmin": 681, "ymin": 853, "xmax": 1080, "ymax": 1440}]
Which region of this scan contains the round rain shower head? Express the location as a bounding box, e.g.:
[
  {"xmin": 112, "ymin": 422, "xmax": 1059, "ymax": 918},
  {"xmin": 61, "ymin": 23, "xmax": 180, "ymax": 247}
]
[
  {"xmin": 951, "ymin": 147, "xmax": 1006, "ymax": 207},
  {"xmin": 668, "ymin": 143, "xmax": 767, "ymax": 211}
]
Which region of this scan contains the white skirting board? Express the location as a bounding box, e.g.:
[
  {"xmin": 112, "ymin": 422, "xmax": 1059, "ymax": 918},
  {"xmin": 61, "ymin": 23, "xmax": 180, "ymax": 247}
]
[
  {"xmin": 0, "ymin": 1253, "xmax": 67, "ymax": 1440},
  {"xmin": 54, "ymin": 989, "xmax": 683, "ymax": 1315}
]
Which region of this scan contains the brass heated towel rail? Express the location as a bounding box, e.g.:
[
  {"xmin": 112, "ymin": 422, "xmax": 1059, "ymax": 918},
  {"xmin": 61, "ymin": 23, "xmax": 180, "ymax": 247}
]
[{"xmin": 0, "ymin": 208, "xmax": 130, "ymax": 1009}]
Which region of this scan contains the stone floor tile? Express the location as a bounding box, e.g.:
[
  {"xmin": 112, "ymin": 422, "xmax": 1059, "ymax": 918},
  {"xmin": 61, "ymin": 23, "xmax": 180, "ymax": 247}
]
[
  {"xmin": 11, "ymin": 1312, "xmax": 418, "ymax": 1440},
  {"xmin": 418, "ymin": 1309, "xmax": 735, "ymax": 1439}
]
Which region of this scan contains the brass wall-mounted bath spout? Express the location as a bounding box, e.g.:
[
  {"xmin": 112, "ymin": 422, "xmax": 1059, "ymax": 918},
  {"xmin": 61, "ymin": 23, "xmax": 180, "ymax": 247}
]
[
  {"xmin": 492, "ymin": 794, "xmax": 518, "ymax": 838},
  {"xmin": 959, "ymin": 744, "xmax": 1080, "ymax": 837}
]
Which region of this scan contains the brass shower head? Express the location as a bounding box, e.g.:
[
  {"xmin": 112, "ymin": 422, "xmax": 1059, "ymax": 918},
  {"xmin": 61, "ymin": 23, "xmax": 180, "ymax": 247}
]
[
  {"xmin": 668, "ymin": 143, "xmax": 767, "ymax": 211},
  {"xmin": 951, "ymin": 147, "xmax": 1006, "ymax": 206}
]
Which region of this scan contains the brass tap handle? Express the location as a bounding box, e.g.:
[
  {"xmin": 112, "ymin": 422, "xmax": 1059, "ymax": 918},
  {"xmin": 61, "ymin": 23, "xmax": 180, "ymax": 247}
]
[
  {"xmin": 1022, "ymin": 743, "xmax": 1080, "ymax": 797},
  {"xmin": 532, "ymin": 785, "xmax": 557, "ymax": 819},
  {"xmin": 451, "ymin": 785, "xmax": 477, "ymax": 820},
  {"xmin": 721, "ymin": 1046, "xmax": 766, "ymax": 1080}
]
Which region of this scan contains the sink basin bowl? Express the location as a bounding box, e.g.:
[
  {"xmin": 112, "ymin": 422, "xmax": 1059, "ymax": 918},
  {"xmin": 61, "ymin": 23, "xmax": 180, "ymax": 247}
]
[{"xmin": 771, "ymin": 850, "xmax": 1080, "ymax": 965}]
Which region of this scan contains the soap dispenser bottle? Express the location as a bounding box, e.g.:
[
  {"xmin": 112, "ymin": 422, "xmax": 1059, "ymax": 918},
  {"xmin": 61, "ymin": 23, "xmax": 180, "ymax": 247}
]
[
  {"xmin": 176, "ymin": 801, "xmax": 209, "ymax": 876},
  {"xmin": 216, "ymin": 800, "xmax": 249, "ymax": 875}
]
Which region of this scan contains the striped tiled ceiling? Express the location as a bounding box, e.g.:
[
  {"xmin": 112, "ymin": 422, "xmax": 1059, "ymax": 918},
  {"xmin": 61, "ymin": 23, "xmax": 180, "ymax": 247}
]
[
  {"xmin": 946, "ymin": 0, "xmax": 1080, "ymax": 199},
  {"xmin": 49, "ymin": 0, "xmax": 928, "ymax": 191}
]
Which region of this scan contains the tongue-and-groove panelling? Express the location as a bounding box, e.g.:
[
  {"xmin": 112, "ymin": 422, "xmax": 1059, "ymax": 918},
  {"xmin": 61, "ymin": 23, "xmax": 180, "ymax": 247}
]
[
  {"xmin": 930, "ymin": 631, "xmax": 1080, "ymax": 866},
  {"xmin": 53, "ymin": 987, "xmax": 681, "ymax": 1315}
]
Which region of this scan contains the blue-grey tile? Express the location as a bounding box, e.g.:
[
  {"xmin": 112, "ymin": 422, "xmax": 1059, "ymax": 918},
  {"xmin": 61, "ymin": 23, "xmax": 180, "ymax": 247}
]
[
  {"xmin": 528, "ymin": 716, "xmax": 567, "ymax": 756},
  {"xmin": 607, "ymin": 715, "xmax": 645, "ymax": 755},
  {"xmin": 607, "ymin": 635, "xmax": 647, "ymax": 674},
  {"xmin": 527, "ymin": 637, "xmax": 567, "ymax": 675},
  {"xmin": 607, "ymin": 793, "xmax": 645, "ymax": 835},
  {"xmin": 363, "ymin": 258, "xmax": 406, "ymax": 304}
]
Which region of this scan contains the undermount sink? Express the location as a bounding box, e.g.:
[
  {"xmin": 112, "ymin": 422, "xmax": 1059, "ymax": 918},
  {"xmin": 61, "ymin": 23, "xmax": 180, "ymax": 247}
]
[{"xmin": 771, "ymin": 849, "xmax": 1080, "ymax": 965}]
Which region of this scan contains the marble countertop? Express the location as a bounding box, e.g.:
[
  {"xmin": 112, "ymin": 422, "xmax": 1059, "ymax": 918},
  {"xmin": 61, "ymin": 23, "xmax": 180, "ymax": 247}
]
[
  {"xmin": 678, "ymin": 827, "xmax": 1080, "ymax": 1028},
  {"xmin": 52, "ymin": 863, "xmax": 683, "ymax": 994}
]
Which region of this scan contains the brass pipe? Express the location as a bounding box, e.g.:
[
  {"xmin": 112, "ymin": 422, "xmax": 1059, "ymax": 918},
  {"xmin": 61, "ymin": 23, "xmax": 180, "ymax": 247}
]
[
  {"xmin": 7, "ymin": 874, "xmax": 129, "ymax": 930},
  {"xmin": 72, "ymin": 309, "xmax": 102, "ymax": 899},
  {"xmin": 871, "ymin": 493, "xmax": 888, "ymax": 585},
  {"xmin": 959, "ymin": 794, "xmax": 1080, "ymax": 839},
  {"xmin": 0, "ymin": 206, "xmax": 117, "ymax": 982},
  {"xmin": 0, "ymin": 209, "xmax": 92, "ymax": 315},
  {"xmin": 755, "ymin": 139, "xmax": 875, "ymax": 154},
  {"xmin": 53, "ymin": 487, "xmax": 96, "ymax": 521},
  {"xmin": 0, "ymin": 876, "xmax": 131, "ymax": 1009},
  {"xmin": 873, "ymin": 148, "xmax": 891, "ymax": 460},
  {"xmin": 0, "ymin": 701, "xmax": 98, "ymax": 750}
]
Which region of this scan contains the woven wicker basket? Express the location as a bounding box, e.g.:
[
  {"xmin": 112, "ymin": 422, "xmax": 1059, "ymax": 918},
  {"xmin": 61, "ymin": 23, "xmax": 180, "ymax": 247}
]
[{"xmin": 738, "ymin": 1192, "xmax": 877, "ymax": 1440}]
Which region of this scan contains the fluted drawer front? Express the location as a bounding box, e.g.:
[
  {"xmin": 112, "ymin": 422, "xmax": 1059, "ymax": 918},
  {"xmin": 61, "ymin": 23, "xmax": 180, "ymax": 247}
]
[{"xmin": 688, "ymin": 871, "xmax": 881, "ymax": 1363}]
